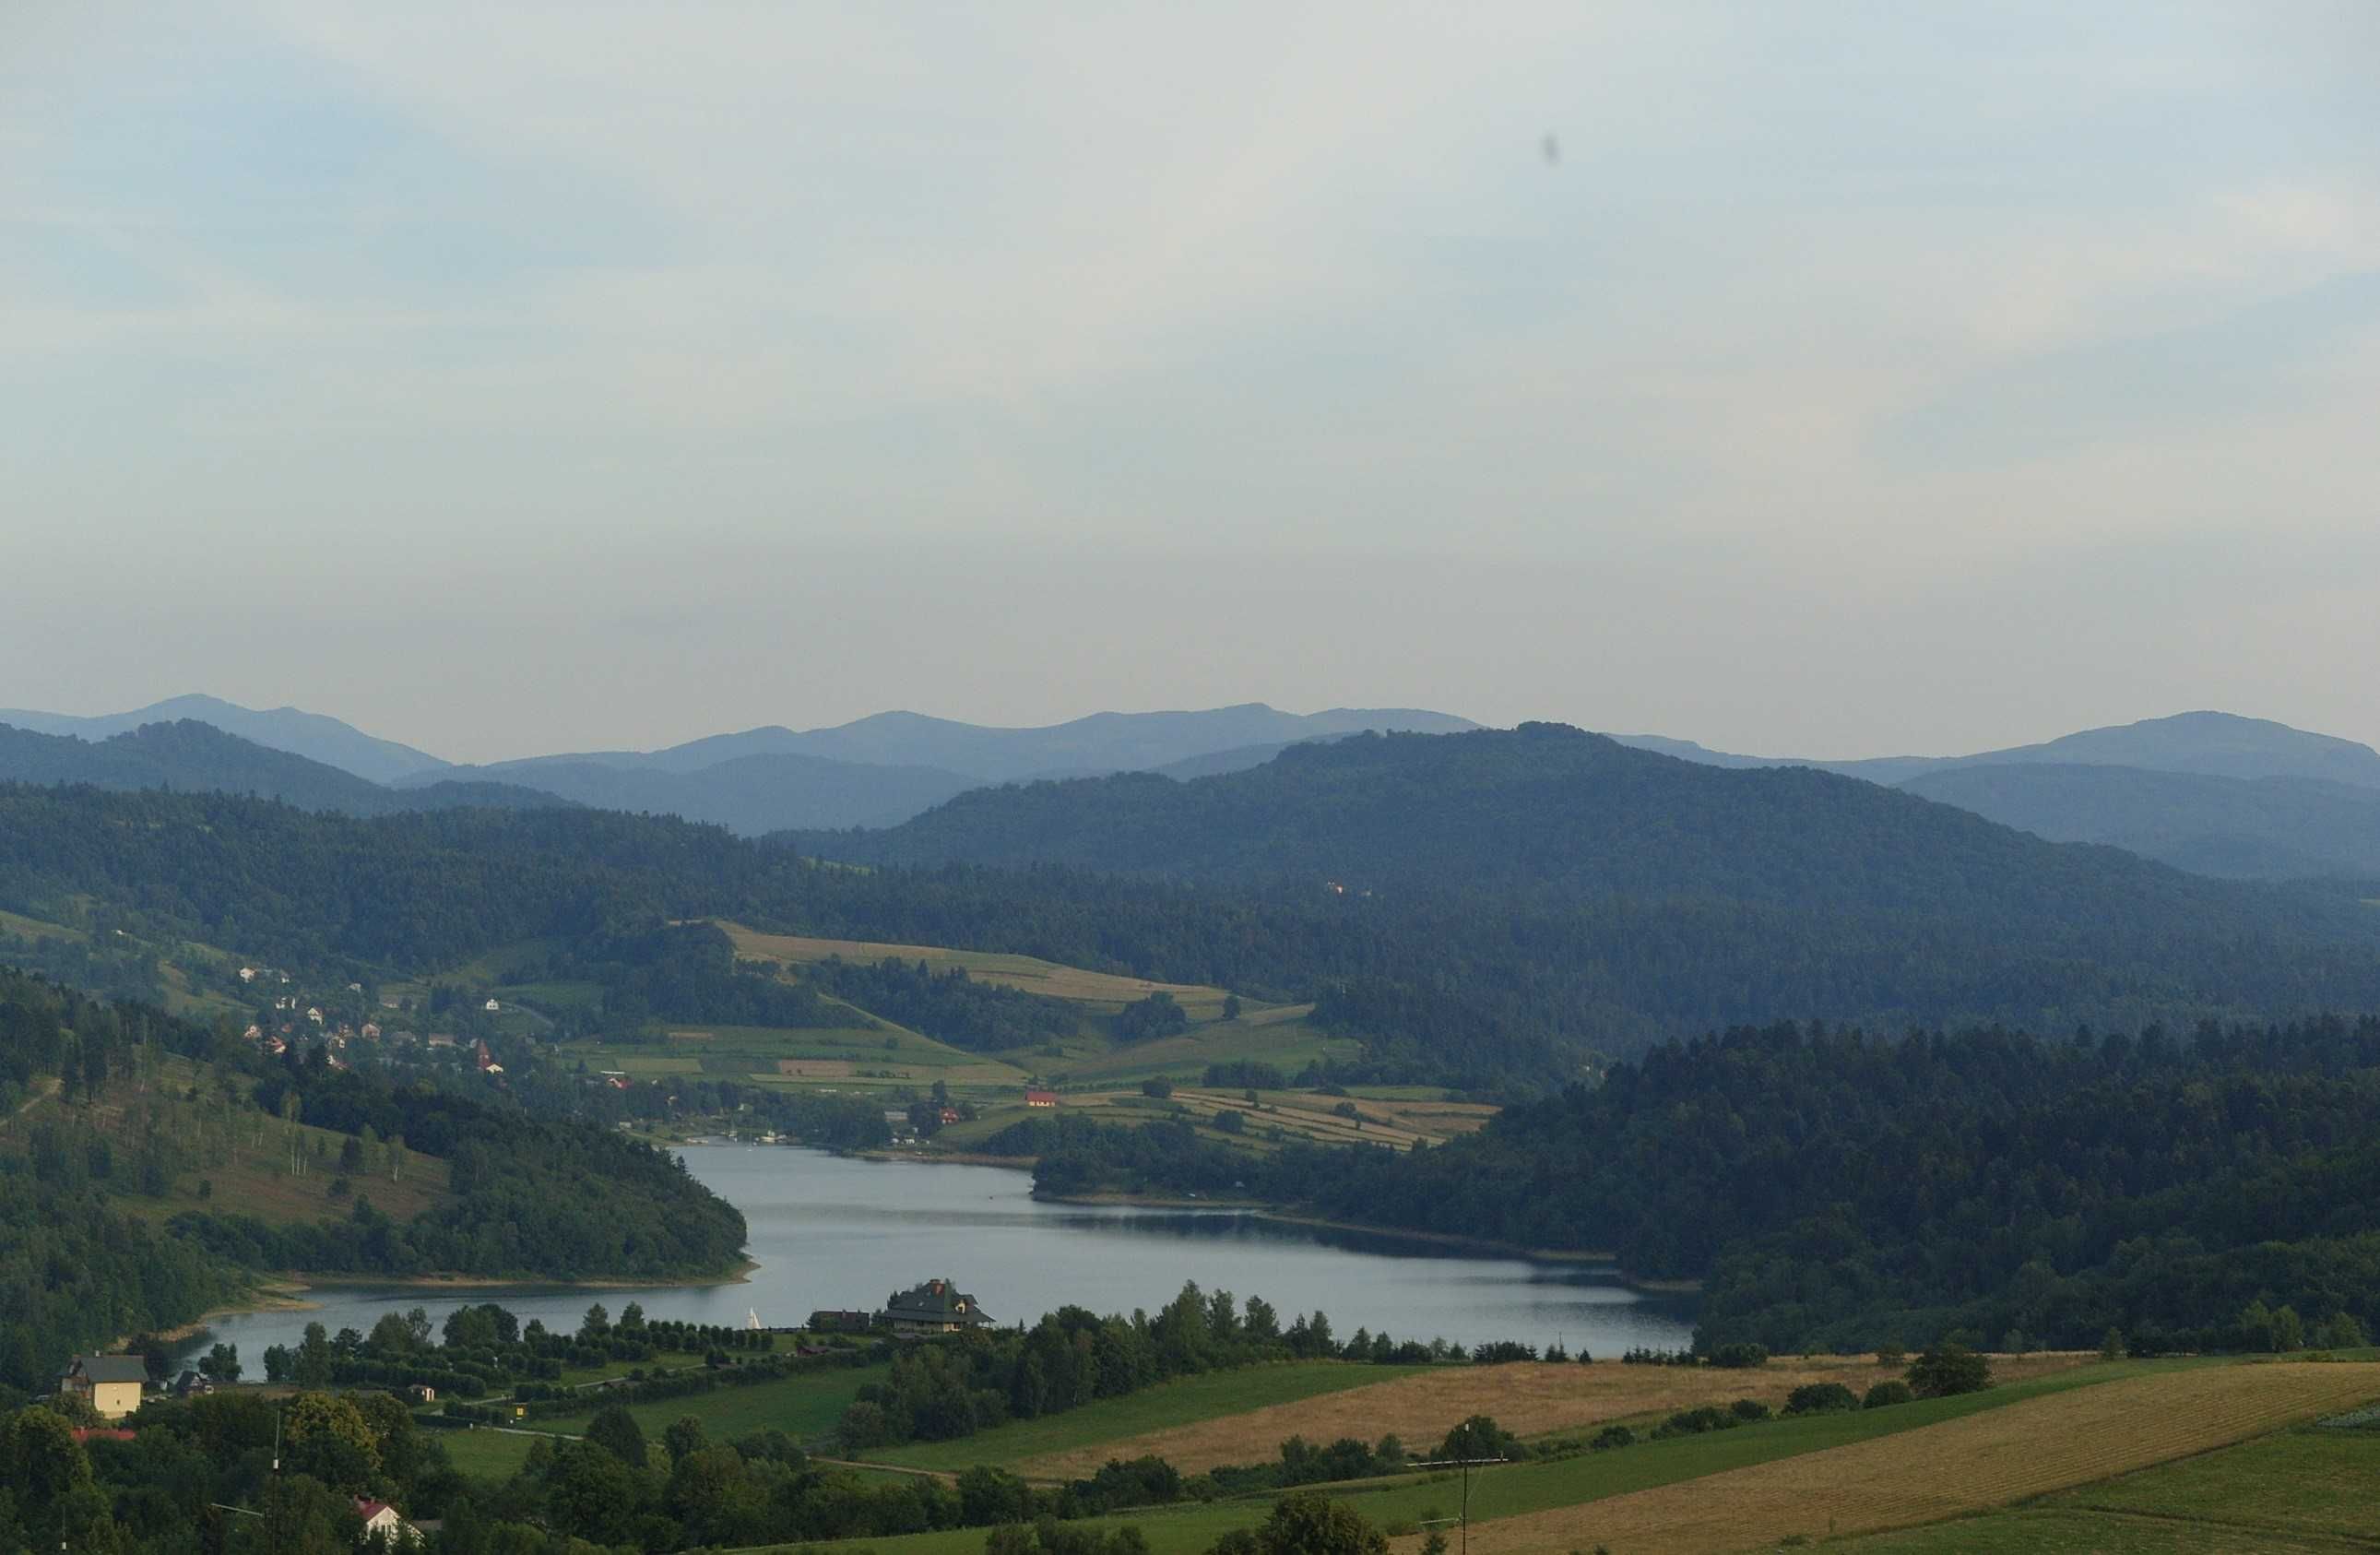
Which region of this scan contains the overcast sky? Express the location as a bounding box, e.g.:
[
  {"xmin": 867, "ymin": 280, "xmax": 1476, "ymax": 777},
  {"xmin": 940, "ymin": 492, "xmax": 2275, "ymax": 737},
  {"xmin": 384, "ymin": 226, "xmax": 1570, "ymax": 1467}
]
[{"xmin": 6, "ymin": 2, "xmax": 2376, "ymax": 763}]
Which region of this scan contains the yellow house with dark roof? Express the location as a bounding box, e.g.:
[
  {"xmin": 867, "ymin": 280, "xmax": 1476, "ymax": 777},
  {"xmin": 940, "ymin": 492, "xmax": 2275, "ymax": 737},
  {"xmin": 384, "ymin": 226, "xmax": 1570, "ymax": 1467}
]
[{"xmin": 60, "ymin": 1355, "xmax": 148, "ymax": 1419}]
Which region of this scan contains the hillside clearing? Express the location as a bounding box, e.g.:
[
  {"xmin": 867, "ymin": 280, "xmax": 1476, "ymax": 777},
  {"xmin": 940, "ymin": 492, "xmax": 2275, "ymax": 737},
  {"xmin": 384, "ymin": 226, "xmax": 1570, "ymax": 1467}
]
[
  {"xmin": 1020, "ymin": 1354, "xmax": 2090, "ymax": 1479},
  {"xmin": 1425, "ymin": 1360, "xmax": 2380, "ymax": 1554}
]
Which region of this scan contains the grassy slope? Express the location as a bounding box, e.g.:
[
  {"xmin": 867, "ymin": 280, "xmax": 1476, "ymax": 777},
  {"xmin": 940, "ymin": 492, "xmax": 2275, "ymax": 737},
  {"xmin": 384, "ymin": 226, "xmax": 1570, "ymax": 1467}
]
[
  {"xmin": 0, "ymin": 1054, "xmax": 453, "ymax": 1227},
  {"xmin": 517, "ymin": 1362, "xmax": 892, "ymax": 1447},
  {"xmin": 865, "ymin": 1362, "xmax": 1429, "ymax": 1473}
]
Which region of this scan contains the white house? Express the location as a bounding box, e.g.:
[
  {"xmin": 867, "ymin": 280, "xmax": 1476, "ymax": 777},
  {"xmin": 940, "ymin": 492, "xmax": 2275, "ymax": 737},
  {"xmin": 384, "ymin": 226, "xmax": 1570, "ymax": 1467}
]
[
  {"xmin": 483, "ymin": 998, "xmax": 501, "ymax": 1013},
  {"xmin": 354, "ymin": 1499, "xmax": 418, "ymax": 1547}
]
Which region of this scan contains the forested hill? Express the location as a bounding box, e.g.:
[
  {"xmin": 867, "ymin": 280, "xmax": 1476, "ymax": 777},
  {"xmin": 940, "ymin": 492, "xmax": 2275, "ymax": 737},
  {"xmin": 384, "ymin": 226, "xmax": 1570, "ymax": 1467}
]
[
  {"xmin": 0, "ymin": 964, "xmax": 747, "ymax": 1384},
  {"xmin": 0, "ymin": 719, "xmax": 565, "ymax": 817},
  {"xmin": 10, "ymin": 774, "xmax": 2380, "ymax": 1074},
  {"xmin": 784, "ymin": 724, "xmax": 2374, "ymax": 939},
  {"xmin": 1039, "ymin": 1016, "xmax": 2380, "ymax": 1356}
]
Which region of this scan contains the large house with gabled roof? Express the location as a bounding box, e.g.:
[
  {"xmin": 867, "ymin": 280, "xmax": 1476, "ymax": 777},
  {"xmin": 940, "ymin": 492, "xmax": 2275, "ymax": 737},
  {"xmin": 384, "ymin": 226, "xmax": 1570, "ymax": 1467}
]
[
  {"xmin": 59, "ymin": 1355, "xmax": 148, "ymax": 1419},
  {"xmin": 878, "ymin": 1278, "xmax": 994, "ymax": 1335}
]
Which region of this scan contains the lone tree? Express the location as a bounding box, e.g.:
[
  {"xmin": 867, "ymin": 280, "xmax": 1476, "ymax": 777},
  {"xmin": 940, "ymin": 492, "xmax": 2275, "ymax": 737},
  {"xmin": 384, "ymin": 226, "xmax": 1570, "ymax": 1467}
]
[
  {"xmin": 1212, "ymin": 1493, "xmax": 1389, "ymax": 1555},
  {"xmin": 586, "ymin": 1402, "xmax": 648, "ymax": 1466},
  {"xmin": 1906, "ymin": 1339, "xmax": 1992, "ymax": 1398}
]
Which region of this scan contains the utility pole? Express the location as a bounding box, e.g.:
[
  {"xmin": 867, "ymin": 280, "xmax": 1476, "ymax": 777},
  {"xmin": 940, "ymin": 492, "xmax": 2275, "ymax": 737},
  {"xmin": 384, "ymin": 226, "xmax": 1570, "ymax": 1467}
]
[{"xmin": 1414, "ymin": 1420, "xmax": 1507, "ymax": 1555}]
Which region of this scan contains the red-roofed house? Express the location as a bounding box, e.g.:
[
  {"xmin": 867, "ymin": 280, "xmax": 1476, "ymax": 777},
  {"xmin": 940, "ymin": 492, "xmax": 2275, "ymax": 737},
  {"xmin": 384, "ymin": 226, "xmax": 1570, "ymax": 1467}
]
[
  {"xmin": 1024, "ymin": 1089, "xmax": 1060, "ymax": 1109},
  {"xmin": 355, "ymin": 1499, "xmax": 418, "ymax": 1546}
]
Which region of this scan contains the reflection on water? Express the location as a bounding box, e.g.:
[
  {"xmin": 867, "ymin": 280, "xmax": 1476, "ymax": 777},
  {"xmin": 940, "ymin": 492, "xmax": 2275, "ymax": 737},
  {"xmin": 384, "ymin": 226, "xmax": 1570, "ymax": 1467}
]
[{"xmin": 184, "ymin": 1145, "xmax": 1694, "ymax": 1360}]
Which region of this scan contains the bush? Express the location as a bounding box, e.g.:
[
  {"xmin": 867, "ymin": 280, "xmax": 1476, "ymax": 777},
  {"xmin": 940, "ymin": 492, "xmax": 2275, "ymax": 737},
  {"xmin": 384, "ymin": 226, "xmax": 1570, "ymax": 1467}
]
[
  {"xmin": 1906, "ymin": 1341, "xmax": 1992, "ymax": 1399},
  {"xmin": 1782, "ymin": 1383, "xmax": 1860, "ymax": 1416},
  {"xmin": 1861, "ymin": 1381, "xmax": 1914, "ymax": 1409},
  {"xmin": 1589, "ymin": 1424, "xmax": 1636, "ymax": 1452},
  {"xmin": 1728, "ymin": 1397, "xmax": 1771, "ymax": 1423},
  {"xmin": 1653, "ymin": 1406, "xmax": 1735, "ymax": 1438}
]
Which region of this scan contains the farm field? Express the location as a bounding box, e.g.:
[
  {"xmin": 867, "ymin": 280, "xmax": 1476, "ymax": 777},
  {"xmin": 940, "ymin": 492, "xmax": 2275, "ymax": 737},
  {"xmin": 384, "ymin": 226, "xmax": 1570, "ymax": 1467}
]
[
  {"xmin": 1845, "ymin": 1423, "xmax": 2380, "ymax": 1552},
  {"xmin": 864, "ymin": 1362, "xmax": 1427, "ymax": 1473},
  {"xmin": 1019, "ymin": 1353, "xmax": 2092, "ymax": 1479},
  {"xmin": 802, "ymin": 1359, "xmax": 2193, "ymax": 1555},
  {"xmin": 1046, "ymin": 1005, "xmax": 1356, "ymax": 1086},
  {"xmin": 720, "ymin": 922, "xmax": 1235, "ymax": 1015},
  {"xmin": 1435, "ymin": 1359, "xmax": 2380, "ymax": 1554},
  {"xmin": 517, "ymin": 1360, "xmax": 890, "ymax": 1446}
]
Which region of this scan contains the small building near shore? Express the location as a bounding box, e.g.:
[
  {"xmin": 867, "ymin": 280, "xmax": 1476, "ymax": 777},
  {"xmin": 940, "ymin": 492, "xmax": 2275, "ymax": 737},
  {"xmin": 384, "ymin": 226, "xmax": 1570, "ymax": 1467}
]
[{"xmin": 1024, "ymin": 1089, "xmax": 1060, "ymax": 1109}]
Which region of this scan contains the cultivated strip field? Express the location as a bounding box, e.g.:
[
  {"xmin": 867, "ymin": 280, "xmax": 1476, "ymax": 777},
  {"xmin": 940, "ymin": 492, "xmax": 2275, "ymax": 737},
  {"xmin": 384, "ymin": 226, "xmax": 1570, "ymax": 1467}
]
[
  {"xmin": 1018, "ymin": 1354, "xmax": 2090, "ymax": 1479},
  {"xmin": 1427, "ymin": 1361, "xmax": 2380, "ymax": 1554},
  {"xmin": 720, "ymin": 922, "xmax": 1232, "ymax": 1013},
  {"xmin": 1844, "ymin": 1423, "xmax": 2380, "ymax": 1552}
]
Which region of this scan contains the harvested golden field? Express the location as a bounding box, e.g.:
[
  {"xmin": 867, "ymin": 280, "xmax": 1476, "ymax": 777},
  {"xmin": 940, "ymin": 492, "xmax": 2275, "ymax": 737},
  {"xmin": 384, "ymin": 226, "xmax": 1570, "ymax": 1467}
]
[
  {"xmin": 720, "ymin": 922, "xmax": 1229, "ymax": 1011},
  {"xmin": 1422, "ymin": 1361, "xmax": 2380, "ymax": 1555},
  {"xmin": 775, "ymin": 1059, "xmax": 858, "ymax": 1078},
  {"xmin": 1020, "ymin": 1355, "xmax": 2088, "ymax": 1479}
]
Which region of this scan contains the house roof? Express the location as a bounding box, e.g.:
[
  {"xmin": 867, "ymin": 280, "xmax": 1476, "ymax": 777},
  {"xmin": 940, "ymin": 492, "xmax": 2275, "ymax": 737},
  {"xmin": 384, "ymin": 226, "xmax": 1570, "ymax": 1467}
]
[
  {"xmin": 355, "ymin": 1499, "xmax": 399, "ymax": 1522},
  {"xmin": 1024, "ymin": 1089, "xmax": 1060, "ymax": 1103},
  {"xmin": 882, "ymin": 1278, "xmax": 992, "ymax": 1324},
  {"xmin": 67, "ymin": 1355, "xmax": 149, "ymax": 1384}
]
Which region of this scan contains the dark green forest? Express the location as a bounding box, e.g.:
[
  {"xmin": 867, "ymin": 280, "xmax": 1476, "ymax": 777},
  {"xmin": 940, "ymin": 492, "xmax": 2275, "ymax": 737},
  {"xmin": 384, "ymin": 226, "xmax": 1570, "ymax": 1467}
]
[
  {"xmin": 1022, "ymin": 1015, "xmax": 2380, "ymax": 1353},
  {"xmin": 11, "ymin": 746, "xmax": 2380, "ymax": 1079}
]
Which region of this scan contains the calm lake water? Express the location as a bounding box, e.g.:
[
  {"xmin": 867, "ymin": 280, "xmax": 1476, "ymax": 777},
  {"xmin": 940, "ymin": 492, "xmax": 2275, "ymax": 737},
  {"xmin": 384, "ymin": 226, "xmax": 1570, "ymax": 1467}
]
[{"xmin": 180, "ymin": 1146, "xmax": 1695, "ymax": 1361}]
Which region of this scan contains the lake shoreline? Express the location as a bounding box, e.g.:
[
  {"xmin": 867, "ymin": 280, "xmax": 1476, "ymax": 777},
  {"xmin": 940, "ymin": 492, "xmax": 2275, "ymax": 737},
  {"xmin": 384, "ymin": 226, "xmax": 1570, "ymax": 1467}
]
[
  {"xmin": 1030, "ymin": 1191, "xmax": 1702, "ymax": 1292},
  {"xmin": 167, "ymin": 1259, "xmax": 762, "ymax": 1341}
]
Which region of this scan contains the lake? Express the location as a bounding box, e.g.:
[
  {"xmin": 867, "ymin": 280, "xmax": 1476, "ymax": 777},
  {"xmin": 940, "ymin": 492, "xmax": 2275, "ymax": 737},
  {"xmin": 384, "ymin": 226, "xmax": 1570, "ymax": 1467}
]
[{"xmin": 181, "ymin": 1145, "xmax": 1695, "ymax": 1360}]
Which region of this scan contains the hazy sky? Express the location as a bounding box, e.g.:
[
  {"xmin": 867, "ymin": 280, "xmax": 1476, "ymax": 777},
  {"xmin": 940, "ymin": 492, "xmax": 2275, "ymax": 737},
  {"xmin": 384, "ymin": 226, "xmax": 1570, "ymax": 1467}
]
[{"xmin": 6, "ymin": 3, "xmax": 2377, "ymax": 763}]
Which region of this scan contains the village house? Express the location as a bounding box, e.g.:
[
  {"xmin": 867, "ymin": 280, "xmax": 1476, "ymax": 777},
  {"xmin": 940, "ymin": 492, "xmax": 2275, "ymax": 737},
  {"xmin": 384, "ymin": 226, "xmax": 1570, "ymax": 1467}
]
[
  {"xmin": 1024, "ymin": 1089, "xmax": 1060, "ymax": 1109},
  {"xmin": 355, "ymin": 1498, "xmax": 419, "ymax": 1547},
  {"xmin": 483, "ymin": 997, "xmax": 501, "ymax": 1012},
  {"xmin": 59, "ymin": 1355, "xmax": 148, "ymax": 1419},
  {"xmin": 878, "ymin": 1277, "xmax": 994, "ymax": 1335}
]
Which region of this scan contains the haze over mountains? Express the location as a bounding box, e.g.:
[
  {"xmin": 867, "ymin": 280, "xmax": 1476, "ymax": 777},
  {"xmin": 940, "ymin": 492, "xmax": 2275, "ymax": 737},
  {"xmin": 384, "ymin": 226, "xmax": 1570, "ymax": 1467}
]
[{"xmin": 4, "ymin": 697, "xmax": 2377, "ymax": 878}]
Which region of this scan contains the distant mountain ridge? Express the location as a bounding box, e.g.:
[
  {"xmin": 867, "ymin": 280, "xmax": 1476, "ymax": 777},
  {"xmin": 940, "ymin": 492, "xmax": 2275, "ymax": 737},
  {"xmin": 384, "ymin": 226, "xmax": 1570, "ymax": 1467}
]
[
  {"xmin": 386, "ymin": 703, "xmax": 1481, "ymax": 833},
  {"xmin": 1, "ymin": 696, "xmax": 1482, "ymax": 837},
  {"xmin": 1614, "ymin": 710, "xmax": 2380, "ymax": 789},
  {"xmin": 0, "ymin": 720, "xmax": 564, "ymax": 817},
  {"xmin": 786, "ymin": 722, "xmax": 2372, "ymax": 933},
  {"xmin": 452, "ymin": 702, "xmax": 1481, "ymax": 786},
  {"xmin": 1610, "ymin": 711, "xmax": 2380, "ymax": 878},
  {"xmin": 407, "ymin": 751, "xmax": 977, "ymax": 832},
  {"xmin": 0, "ymin": 694, "xmax": 453, "ymax": 784}
]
